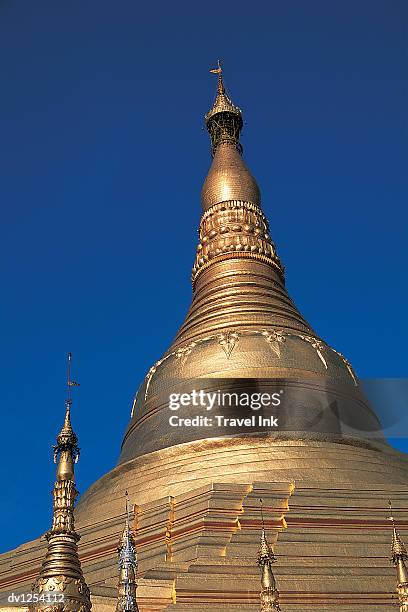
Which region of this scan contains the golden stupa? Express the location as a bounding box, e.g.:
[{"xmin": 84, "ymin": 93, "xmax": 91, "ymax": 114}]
[{"xmin": 1, "ymin": 66, "xmax": 408, "ymax": 612}]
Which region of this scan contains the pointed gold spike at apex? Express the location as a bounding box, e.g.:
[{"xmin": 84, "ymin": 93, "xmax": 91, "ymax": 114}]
[
  {"xmin": 210, "ymin": 59, "xmax": 222, "ymax": 74},
  {"xmin": 204, "ymin": 60, "xmax": 243, "ymax": 153}
]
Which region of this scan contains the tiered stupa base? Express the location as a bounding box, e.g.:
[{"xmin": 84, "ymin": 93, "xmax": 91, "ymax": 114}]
[{"xmin": 1, "ymin": 437, "xmax": 408, "ymax": 611}]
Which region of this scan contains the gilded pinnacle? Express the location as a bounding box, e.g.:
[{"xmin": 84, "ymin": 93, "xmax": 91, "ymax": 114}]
[
  {"xmin": 389, "ymin": 500, "xmax": 408, "ymax": 565},
  {"xmin": 32, "ymin": 355, "xmax": 91, "ymax": 612},
  {"xmin": 205, "ymin": 61, "xmax": 243, "ymax": 156},
  {"xmin": 119, "ymin": 491, "xmax": 135, "ymax": 553},
  {"xmin": 200, "ymin": 61, "xmax": 263, "ymax": 215},
  {"xmin": 258, "ymin": 528, "xmax": 277, "ymax": 567},
  {"xmin": 388, "ymin": 500, "xmax": 408, "ymax": 611},
  {"xmin": 116, "ymin": 492, "xmax": 139, "ymax": 612},
  {"xmin": 206, "ymin": 60, "xmax": 242, "ymax": 123},
  {"xmin": 393, "ymin": 526, "xmax": 408, "ymax": 564},
  {"xmin": 258, "ymin": 503, "xmax": 281, "ymax": 611},
  {"xmin": 55, "ymin": 401, "xmax": 79, "ymax": 455},
  {"xmin": 120, "ymin": 58, "xmax": 374, "ymax": 468},
  {"xmin": 54, "ymin": 353, "xmax": 80, "ymax": 463}
]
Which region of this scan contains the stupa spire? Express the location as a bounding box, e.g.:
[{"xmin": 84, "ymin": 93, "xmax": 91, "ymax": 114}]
[
  {"xmin": 116, "ymin": 492, "xmax": 139, "ymax": 612},
  {"xmin": 196, "ymin": 61, "xmax": 284, "ymax": 285},
  {"xmin": 258, "ymin": 500, "xmax": 281, "ymax": 611},
  {"xmin": 205, "ymin": 60, "xmax": 243, "ymax": 155},
  {"xmin": 32, "ymin": 354, "xmax": 91, "ymax": 612},
  {"xmin": 119, "ymin": 63, "xmax": 375, "ymax": 465},
  {"xmin": 389, "ymin": 500, "xmax": 408, "ymax": 611}
]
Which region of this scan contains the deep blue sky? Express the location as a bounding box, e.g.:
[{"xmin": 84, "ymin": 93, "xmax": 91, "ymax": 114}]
[{"xmin": 0, "ymin": 1, "xmax": 407, "ymax": 553}]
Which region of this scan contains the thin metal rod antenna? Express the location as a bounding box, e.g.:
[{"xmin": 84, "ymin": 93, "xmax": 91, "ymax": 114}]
[
  {"xmin": 389, "ymin": 499, "xmax": 396, "ymax": 527},
  {"xmin": 67, "ymin": 352, "xmax": 72, "ymax": 404},
  {"xmin": 210, "ymin": 59, "xmax": 223, "ymax": 94},
  {"xmin": 260, "ymin": 498, "xmax": 265, "ymax": 530},
  {"xmin": 216, "ymin": 60, "xmax": 223, "ymax": 94},
  {"xmin": 125, "ymin": 490, "xmax": 131, "ymax": 529}
]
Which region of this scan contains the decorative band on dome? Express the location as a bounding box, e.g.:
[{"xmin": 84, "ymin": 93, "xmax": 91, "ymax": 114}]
[
  {"xmin": 192, "ymin": 251, "xmax": 284, "ymax": 284},
  {"xmin": 201, "ymin": 199, "xmax": 267, "ymax": 223},
  {"xmin": 192, "ymin": 198, "xmax": 284, "ymax": 284}
]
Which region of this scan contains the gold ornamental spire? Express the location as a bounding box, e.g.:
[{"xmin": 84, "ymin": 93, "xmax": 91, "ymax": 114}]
[
  {"xmin": 205, "ymin": 60, "xmax": 243, "ymax": 156},
  {"xmin": 200, "ymin": 60, "xmax": 268, "ymax": 265},
  {"xmin": 119, "ymin": 60, "xmax": 367, "ymax": 465},
  {"xmin": 116, "ymin": 492, "xmax": 139, "ymax": 612},
  {"xmin": 206, "ymin": 60, "xmax": 242, "ymax": 119},
  {"xmin": 389, "ymin": 500, "xmax": 408, "ymax": 611},
  {"xmin": 258, "ymin": 500, "xmax": 281, "ymax": 611},
  {"xmin": 32, "ymin": 353, "xmax": 91, "ymax": 612}
]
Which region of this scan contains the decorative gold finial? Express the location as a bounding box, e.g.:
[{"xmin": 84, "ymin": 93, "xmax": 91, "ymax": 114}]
[
  {"xmin": 388, "ymin": 500, "xmax": 408, "ymax": 611},
  {"xmin": 210, "ymin": 58, "xmax": 222, "ymax": 73},
  {"xmin": 209, "ymin": 59, "xmax": 222, "ymax": 75},
  {"xmin": 53, "ymin": 354, "xmax": 80, "ymax": 481},
  {"xmin": 55, "ymin": 353, "xmax": 80, "ymax": 457},
  {"xmin": 205, "ymin": 61, "xmax": 243, "ymax": 155},
  {"xmin": 32, "ymin": 354, "xmax": 91, "ymax": 612},
  {"xmin": 258, "ymin": 499, "xmax": 281, "ymax": 611},
  {"xmin": 116, "ymin": 492, "xmax": 139, "ymax": 612},
  {"xmin": 210, "ymin": 59, "xmax": 224, "ymax": 94}
]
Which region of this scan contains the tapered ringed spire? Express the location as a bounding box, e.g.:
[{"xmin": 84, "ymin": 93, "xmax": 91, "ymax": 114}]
[{"xmin": 32, "ymin": 353, "xmax": 91, "ymax": 612}]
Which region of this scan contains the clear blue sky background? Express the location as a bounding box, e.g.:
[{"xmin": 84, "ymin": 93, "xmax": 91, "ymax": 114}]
[{"xmin": 0, "ymin": 0, "xmax": 407, "ymax": 553}]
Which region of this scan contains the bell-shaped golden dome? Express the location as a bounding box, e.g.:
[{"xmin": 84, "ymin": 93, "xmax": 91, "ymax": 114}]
[{"xmin": 119, "ymin": 66, "xmax": 382, "ymax": 464}]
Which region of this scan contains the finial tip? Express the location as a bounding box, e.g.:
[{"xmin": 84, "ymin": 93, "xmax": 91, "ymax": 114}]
[
  {"xmin": 205, "ymin": 60, "xmax": 242, "ymax": 153},
  {"xmin": 388, "ymin": 500, "xmax": 396, "ymax": 523},
  {"xmin": 209, "ymin": 59, "xmax": 222, "ymax": 75}
]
